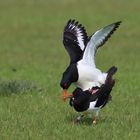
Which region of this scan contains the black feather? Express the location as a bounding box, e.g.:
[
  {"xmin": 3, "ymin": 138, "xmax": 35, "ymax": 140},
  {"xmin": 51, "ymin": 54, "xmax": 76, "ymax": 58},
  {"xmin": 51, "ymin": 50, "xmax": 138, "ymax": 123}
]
[{"xmin": 63, "ymin": 19, "xmax": 88, "ymax": 64}]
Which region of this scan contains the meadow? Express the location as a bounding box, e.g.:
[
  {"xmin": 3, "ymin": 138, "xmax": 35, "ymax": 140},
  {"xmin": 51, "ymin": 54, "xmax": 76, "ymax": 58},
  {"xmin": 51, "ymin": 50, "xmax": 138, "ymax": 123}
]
[{"xmin": 0, "ymin": 0, "xmax": 140, "ymax": 139}]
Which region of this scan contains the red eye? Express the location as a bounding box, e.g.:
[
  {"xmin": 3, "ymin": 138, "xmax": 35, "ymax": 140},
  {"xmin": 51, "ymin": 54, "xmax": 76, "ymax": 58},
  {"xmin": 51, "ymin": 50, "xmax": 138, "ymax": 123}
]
[{"xmin": 64, "ymin": 83, "xmax": 67, "ymax": 87}]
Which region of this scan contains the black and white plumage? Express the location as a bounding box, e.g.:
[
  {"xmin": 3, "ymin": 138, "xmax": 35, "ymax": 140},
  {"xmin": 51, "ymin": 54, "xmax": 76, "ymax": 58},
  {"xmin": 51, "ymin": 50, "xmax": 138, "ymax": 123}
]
[
  {"xmin": 68, "ymin": 66, "xmax": 117, "ymax": 124},
  {"xmin": 60, "ymin": 19, "xmax": 121, "ymax": 99},
  {"xmin": 63, "ymin": 19, "xmax": 88, "ymax": 64}
]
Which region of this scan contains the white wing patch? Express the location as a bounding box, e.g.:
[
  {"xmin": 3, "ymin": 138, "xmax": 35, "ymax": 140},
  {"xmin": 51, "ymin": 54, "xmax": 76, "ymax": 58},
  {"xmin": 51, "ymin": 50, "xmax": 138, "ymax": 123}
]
[
  {"xmin": 88, "ymin": 100, "xmax": 98, "ymax": 110},
  {"xmin": 68, "ymin": 22, "xmax": 86, "ymax": 51},
  {"xmin": 76, "ymin": 28, "xmax": 85, "ymax": 50}
]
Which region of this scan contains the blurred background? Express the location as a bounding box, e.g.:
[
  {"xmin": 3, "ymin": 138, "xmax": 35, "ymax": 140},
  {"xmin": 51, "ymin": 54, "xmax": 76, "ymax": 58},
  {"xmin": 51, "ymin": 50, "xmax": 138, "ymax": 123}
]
[{"xmin": 0, "ymin": 0, "xmax": 139, "ymax": 139}]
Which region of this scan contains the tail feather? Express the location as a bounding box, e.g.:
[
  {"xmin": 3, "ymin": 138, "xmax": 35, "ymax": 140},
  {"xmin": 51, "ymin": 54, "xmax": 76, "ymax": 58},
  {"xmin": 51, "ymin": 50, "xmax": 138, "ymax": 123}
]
[
  {"xmin": 106, "ymin": 66, "xmax": 117, "ymax": 85},
  {"xmin": 107, "ymin": 66, "xmax": 117, "ymax": 75},
  {"xmin": 94, "ymin": 66, "xmax": 117, "ymax": 108}
]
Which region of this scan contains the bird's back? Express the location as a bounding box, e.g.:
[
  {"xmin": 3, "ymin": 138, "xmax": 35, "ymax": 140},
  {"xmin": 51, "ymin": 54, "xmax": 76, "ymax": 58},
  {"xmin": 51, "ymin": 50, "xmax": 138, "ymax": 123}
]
[{"xmin": 75, "ymin": 60, "xmax": 107, "ymax": 90}]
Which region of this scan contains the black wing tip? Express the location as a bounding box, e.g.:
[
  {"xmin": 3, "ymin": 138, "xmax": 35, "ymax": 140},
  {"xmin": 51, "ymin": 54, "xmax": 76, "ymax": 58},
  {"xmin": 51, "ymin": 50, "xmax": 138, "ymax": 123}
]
[
  {"xmin": 106, "ymin": 21, "xmax": 122, "ymax": 31},
  {"xmin": 105, "ymin": 20, "xmax": 122, "ymax": 38},
  {"xmin": 115, "ymin": 21, "xmax": 122, "ymax": 25},
  {"xmin": 67, "ymin": 19, "xmax": 76, "ymax": 23},
  {"xmin": 65, "ymin": 19, "xmax": 83, "ymax": 30},
  {"xmin": 66, "ymin": 19, "xmax": 78, "ymax": 27},
  {"xmin": 64, "ymin": 19, "xmax": 88, "ymax": 45},
  {"xmin": 96, "ymin": 21, "xmax": 122, "ymax": 48},
  {"xmin": 114, "ymin": 21, "xmax": 122, "ymax": 28},
  {"xmin": 110, "ymin": 21, "xmax": 122, "ymax": 35}
]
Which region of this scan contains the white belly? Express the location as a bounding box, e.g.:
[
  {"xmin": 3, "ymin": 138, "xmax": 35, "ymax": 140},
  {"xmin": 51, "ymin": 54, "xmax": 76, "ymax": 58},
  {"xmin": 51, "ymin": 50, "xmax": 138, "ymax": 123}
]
[{"xmin": 76, "ymin": 61, "xmax": 107, "ymax": 90}]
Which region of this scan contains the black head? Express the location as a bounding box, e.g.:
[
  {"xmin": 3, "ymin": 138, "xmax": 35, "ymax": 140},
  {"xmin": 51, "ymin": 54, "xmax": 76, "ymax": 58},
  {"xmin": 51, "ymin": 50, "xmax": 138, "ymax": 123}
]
[
  {"xmin": 69, "ymin": 88, "xmax": 91, "ymax": 112},
  {"xmin": 60, "ymin": 63, "xmax": 78, "ymax": 89}
]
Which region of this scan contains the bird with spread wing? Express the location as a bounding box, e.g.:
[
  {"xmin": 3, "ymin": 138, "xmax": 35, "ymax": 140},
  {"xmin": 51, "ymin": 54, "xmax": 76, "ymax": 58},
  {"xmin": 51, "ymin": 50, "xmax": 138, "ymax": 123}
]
[{"xmin": 60, "ymin": 19, "xmax": 121, "ymax": 100}]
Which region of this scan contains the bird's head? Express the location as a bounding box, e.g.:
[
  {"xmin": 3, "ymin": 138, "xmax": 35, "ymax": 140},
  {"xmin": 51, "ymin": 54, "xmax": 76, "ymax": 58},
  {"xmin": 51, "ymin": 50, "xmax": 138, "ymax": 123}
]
[
  {"xmin": 60, "ymin": 64, "xmax": 78, "ymax": 101},
  {"xmin": 60, "ymin": 71, "xmax": 72, "ymax": 90},
  {"xmin": 69, "ymin": 88, "xmax": 91, "ymax": 112},
  {"xmin": 69, "ymin": 88, "xmax": 82, "ymax": 106}
]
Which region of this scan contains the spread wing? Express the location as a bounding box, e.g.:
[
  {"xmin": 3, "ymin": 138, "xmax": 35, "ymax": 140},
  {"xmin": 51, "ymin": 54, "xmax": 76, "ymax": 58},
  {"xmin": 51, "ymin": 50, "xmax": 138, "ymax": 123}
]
[
  {"xmin": 63, "ymin": 19, "xmax": 88, "ymax": 64},
  {"xmin": 82, "ymin": 21, "xmax": 121, "ymax": 66}
]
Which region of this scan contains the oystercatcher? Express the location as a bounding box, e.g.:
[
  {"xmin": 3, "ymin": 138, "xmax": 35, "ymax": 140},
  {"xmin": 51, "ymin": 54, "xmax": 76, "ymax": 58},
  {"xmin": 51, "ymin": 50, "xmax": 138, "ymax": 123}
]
[
  {"xmin": 67, "ymin": 66, "xmax": 117, "ymax": 124},
  {"xmin": 60, "ymin": 19, "xmax": 121, "ymax": 100}
]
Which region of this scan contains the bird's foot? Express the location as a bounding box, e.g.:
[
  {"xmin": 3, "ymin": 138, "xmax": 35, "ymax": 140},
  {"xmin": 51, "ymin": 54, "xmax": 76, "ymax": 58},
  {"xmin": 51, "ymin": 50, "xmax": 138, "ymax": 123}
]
[
  {"xmin": 93, "ymin": 117, "xmax": 97, "ymax": 125},
  {"xmin": 73, "ymin": 118, "xmax": 81, "ymax": 124},
  {"xmin": 73, "ymin": 115, "xmax": 84, "ymax": 124}
]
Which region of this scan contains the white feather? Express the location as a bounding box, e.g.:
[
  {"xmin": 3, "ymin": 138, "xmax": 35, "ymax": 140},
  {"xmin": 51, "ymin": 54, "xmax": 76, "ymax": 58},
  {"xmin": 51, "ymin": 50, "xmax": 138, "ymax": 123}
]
[
  {"xmin": 76, "ymin": 28, "xmax": 85, "ymax": 51},
  {"xmin": 82, "ymin": 23, "xmax": 117, "ymax": 66},
  {"xmin": 88, "ymin": 100, "xmax": 98, "ymax": 110},
  {"xmin": 75, "ymin": 60, "xmax": 107, "ymax": 90},
  {"xmin": 73, "ymin": 22, "xmax": 120, "ymax": 91},
  {"xmin": 68, "ymin": 22, "xmax": 85, "ymax": 51}
]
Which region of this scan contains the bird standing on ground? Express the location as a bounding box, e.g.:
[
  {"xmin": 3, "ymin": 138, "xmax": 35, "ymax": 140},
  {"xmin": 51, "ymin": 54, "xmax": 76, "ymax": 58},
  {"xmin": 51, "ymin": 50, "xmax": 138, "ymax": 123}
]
[
  {"xmin": 66, "ymin": 66, "xmax": 117, "ymax": 124},
  {"xmin": 60, "ymin": 19, "xmax": 121, "ymax": 100}
]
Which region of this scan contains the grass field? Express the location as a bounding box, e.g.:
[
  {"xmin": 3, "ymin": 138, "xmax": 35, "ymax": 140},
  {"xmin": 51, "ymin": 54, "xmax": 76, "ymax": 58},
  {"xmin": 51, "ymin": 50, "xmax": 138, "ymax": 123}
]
[{"xmin": 0, "ymin": 0, "xmax": 140, "ymax": 139}]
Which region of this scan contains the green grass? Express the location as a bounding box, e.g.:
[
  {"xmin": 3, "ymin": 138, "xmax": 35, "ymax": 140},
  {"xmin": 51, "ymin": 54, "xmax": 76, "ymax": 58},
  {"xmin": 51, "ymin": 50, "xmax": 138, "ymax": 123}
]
[{"xmin": 0, "ymin": 0, "xmax": 140, "ymax": 139}]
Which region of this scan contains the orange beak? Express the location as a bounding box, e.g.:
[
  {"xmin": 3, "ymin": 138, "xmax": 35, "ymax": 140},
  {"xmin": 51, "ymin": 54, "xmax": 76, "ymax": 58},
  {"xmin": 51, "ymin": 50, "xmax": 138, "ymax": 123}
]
[
  {"xmin": 63, "ymin": 89, "xmax": 67, "ymax": 102},
  {"xmin": 63, "ymin": 90, "xmax": 73, "ymax": 102}
]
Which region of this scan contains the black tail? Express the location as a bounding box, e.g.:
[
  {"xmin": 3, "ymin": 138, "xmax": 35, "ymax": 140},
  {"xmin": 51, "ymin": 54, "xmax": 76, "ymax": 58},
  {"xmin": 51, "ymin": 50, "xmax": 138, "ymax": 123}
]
[
  {"xmin": 106, "ymin": 66, "xmax": 117, "ymax": 86},
  {"xmin": 107, "ymin": 66, "xmax": 117, "ymax": 76},
  {"xmin": 95, "ymin": 66, "xmax": 117, "ymax": 108}
]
